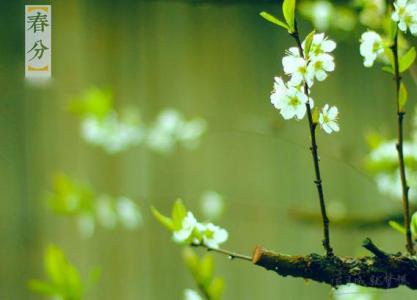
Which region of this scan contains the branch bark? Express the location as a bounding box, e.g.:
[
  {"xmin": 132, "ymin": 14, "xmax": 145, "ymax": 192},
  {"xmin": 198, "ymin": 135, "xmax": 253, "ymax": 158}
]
[
  {"xmin": 391, "ymin": 29, "xmax": 415, "ymax": 255},
  {"xmin": 290, "ymin": 22, "xmax": 333, "ymax": 256},
  {"xmin": 252, "ymin": 239, "xmax": 417, "ymax": 289}
]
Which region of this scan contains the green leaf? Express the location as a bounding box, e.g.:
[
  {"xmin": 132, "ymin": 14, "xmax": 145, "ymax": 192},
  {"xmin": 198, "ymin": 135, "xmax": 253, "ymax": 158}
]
[
  {"xmin": 384, "ymin": 48, "xmax": 395, "ymax": 69},
  {"xmin": 207, "ymin": 277, "xmax": 225, "ymax": 300},
  {"xmin": 399, "ymin": 82, "xmax": 408, "ymax": 112},
  {"xmin": 382, "ymin": 66, "xmax": 394, "ymax": 74},
  {"xmin": 312, "ymin": 107, "xmax": 320, "ymax": 124},
  {"xmin": 198, "ymin": 254, "xmax": 214, "ymax": 283},
  {"xmin": 183, "ymin": 248, "xmax": 200, "ymax": 274},
  {"xmin": 388, "ymin": 19, "xmax": 397, "ymax": 42},
  {"xmin": 388, "ymin": 220, "xmax": 406, "ymax": 235},
  {"xmin": 172, "ymin": 199, "xmax": 187, "ymax": 229},
  {"xmin": 151, "ymin": 206, "xmax": 174, "ymax": 230},
  {"xmin": 399, "ymin": 47, "xmax": 416, "ymax": 73},
  {"xmin": 282, "ymin": 0, "xmax": 296, "ymax": 33},
  {"xmin": 304, "ymin": 30, "xmax": 316, "ymax": 58},
  {"xmin": 259, "ymin": 12, "xmax": 289, "ymax": 30},
  {"xmin": 27, "ymin": 280, "xmax": 57, "ymax": 295},
  {"xmin": 45, "ymin": 245, "xmax": 66, "ymax": 286}
]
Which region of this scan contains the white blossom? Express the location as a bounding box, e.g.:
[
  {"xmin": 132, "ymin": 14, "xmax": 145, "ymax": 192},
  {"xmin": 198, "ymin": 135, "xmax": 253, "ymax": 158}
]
[
  {"xmin": 81, "ymin": 114, "xmax": 144, "ymax": 154},
  {"xmin": 307, "ymin": 53, "xmax": 335, "ymax": 82},
  {"xmin": 392, "ymin": 0, "xmax": 417, "ymax": 35},
  {"xmin": 200, "ymin": 191, "xmax": 225, "ymax": 220},
  {"xmin": 77, "ymin": 214, "xmax": 95, "ymax": 239},
  {"xmin": 310, "ymin": 1, "xmax": 333, "ymax": 31},
  {"xmin": 116, "ymin": 197, "xmax": 143, "ymax": 229},
  {"xmin": 282, "ymin": 51, "xmax": 313, "ymax": 87},
  {"xmin": 359, "ymin": 31, "xmax": 384, "ymax": 67},
  {"xmin": 95, "ymin": 195, "xmax": 117, "ymax": 229},
  {"xmin": 200, "ymin": 223, "xmax": 228, "ymax": 249},
  {"xmin": 184, "ymin": 289, "xmax": 203, "ymax": 300},
  {"xmin": 270, "ymin": 77, "xmax": 309, "ymax": 120},
  {"xmin": 308, "ymin": 33, "xmax": 337, "ymax": 57},
  {"xmin": 319, "ymin": 104, "xmax": 339, "ymax": 134},
  {"xmin": 173, "ymin": 212, "xmax": 198, "ymax": 243}
]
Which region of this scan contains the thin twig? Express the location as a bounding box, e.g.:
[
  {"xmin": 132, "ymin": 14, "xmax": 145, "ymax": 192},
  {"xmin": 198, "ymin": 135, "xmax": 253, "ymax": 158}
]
[
  {"xmin": 391, "ymin": 29, "xmax": 415, "ymax": 255},
  {"xmin": 290, "ymin": 21, "xmax": 333, "ymax": 256},
  {"xmin": 192, "ymin": 243, "xmax": 253, "ymax": 261}
]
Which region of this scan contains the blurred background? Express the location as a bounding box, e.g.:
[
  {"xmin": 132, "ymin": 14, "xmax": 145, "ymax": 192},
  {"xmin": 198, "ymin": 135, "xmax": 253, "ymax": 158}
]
[{"xmin": 1, "ymin": 0, "xmax": 417, "ymax": 299}]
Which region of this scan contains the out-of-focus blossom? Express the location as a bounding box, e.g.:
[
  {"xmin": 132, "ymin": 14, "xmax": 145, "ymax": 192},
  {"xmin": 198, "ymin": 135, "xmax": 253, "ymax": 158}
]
[
  {"xmin": 200, "ymin": 191, "xmax": 225, "ymax": 220},
  {"xmin": 96, "ymin": 195, "xmax": 118, "ymax": 229},
  {"xmin": 147, "ymin": 109, "xmax": 207, "ymax": 153},
  {"xmin": 116, "ymin": 197, "xmax": 143, "ymax": 229},
  {"xmin": 392, "ymin": 0, "xmax": 417, "ymax": 35},
  {"xmin": 184, "ymin": 289, "xmax": 203, "ymax": 300},
  {"xmin": 359, "ymin": 31, "xmax": 384, "ymax": 67},
  {"xmin": 81, "ymin": 113, "xmax": 145, "ymax": 154},
  {"xmin": 78, "ymin": 214, "xmax": 95, "ymax": 238}
]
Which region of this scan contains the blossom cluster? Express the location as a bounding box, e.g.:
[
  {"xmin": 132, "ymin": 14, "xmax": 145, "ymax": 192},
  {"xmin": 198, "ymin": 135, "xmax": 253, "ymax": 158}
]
[
  {"xmin": 270, "ymin": 33, "xmax": 340, "ymax": 134},
  {"xmin": 72, "ymin": 88, "xmax": 206, "ymax": 154},
  {"xmin": 173, "ymin": 211, "xmax": 228, "ymax": 249},
  {"xmin": 366, "ymin": 107, "xmax": 417, "ymax": 202},
  {"xmin": 359, "ymin": 0, "xmax": 417, "ymax": 67},
  {"xmin": 152, "ymin": 200, "xmax": 229, "ymax": 249},
  {"xmin": 392, "ymin": 0, "xmax": 417, "ymax": 35},
  {"xmin": 48, "ymin": 173, "xmax": 143, "ymax": 238}
]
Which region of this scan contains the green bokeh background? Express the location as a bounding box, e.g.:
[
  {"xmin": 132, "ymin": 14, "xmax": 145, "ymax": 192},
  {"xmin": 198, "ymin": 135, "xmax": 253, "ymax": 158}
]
[{"xmin": 1, "ymin": 0, "xmax": 417, "ymax": 299}]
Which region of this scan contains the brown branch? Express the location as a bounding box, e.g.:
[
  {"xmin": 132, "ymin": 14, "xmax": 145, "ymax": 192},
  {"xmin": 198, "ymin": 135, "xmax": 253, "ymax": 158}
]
[
  {"xmin": 252, "ymin": 239, "xmax": 417, "ymax": 289},
  {"xmin": 391, "ymin": 28, "xmax": 415, "ymax": 255},
  {"xmin": 192, "ymin": 241, "xmax": 417, "ymax": 290},
  {"xmin": 290, "ymin": 22, "xmax": 333, "ymax": 256}
]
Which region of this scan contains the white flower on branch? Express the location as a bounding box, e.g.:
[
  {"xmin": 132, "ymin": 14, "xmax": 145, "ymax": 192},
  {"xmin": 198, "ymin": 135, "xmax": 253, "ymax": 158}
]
[
  {"xmin": 307, "ymin": 53, "xmax": 335, "ymax": 82},
  {"xmin": 199, "ymin": 223, "xmax": 229, "ymax": 249},
  {"xmin": 173, "ymin": 212, "xmax": 198, "ymax": 243},
  {"xmin": 270, "ymin": 77, "xmax": 310, "ymax": 120},
  {"xmin": 319, "ymin": 104, "xmax": 339, "ymax": 134},
  {"xmin": 282, "ymin": 50, "xmax": 312, "ymax": 87},
  {"xmin": 359, "ymin": 31, "xmax": 384, "ymax": 67},
  {"xmin": 307, "ymin": 33, "xmax": 337, "ymax": 57},
  {"xmin": 392, "ymin": 0, "xmax": 417, "ymax": 35}
]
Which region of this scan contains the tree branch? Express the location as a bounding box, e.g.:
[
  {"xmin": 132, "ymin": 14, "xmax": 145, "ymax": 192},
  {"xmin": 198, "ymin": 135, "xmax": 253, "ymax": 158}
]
[
  {"xmin": 391, "ymin": 27, "xmax": 415, "ymax": 255},
  {"xmin": 252, "ymin": 239, "xmax": 417, "ymax": 289},
  {"xmin": 290, "ymin": 22, "xmax": 333, "ymax": 256},
  {"xmin": 193, "ymin": 243, "xmax": 253, "ymax": 262}
]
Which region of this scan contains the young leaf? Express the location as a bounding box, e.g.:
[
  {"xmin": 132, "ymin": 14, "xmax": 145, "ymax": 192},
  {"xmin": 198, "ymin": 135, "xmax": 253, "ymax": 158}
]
[
  {"xmin": 172, "ymin": 199, "xmax": 187, "ymax": 229},
  {"xmin": 27, "ymin": 280, "xmax": 57, "ymax": 295},
  {"xmin": 388, "ymin": 220, "xmax": 406, "ymax": 235},
  {"xmin": 384, "ymin": 48, "xmax": 395, "ymax": 69},
  {"xmin": 388, "ymin": 19, "xmax": 397, "ymax": 42},
  {"xmin": 399, "ymin": 82, "xmax": 408, "ymax": 112},
  {"xmin": 151, "ymin": 206, "xmax": 174, "ymax": 230},
  {"xmin": 382, "ymin": 66, "xmax": 394, "ymax": 74},
  {"xmin": 259, "ymin": 11, "xmax": 289, "ymax": 30},
  {"xmin": 207, "ymin": 277, "xmax": 225, "ymax": 300},
  {"xmin": 399, "ymin": 47, "xmax": 416, "ymax": 73},
  {"xmin": 198, "ymin": 254, "xmax": 214, "ymax": 283},
  {"xmin": 304, "ymin": 30, "xmax": 316, "ymax": 58},
  {"xmin": 312, "ymin": 107, "xmax": 320, "ymax": 124},
  {"xmin": 282, "ymin": 0, "xmax": 296, "ymax": 33}
]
